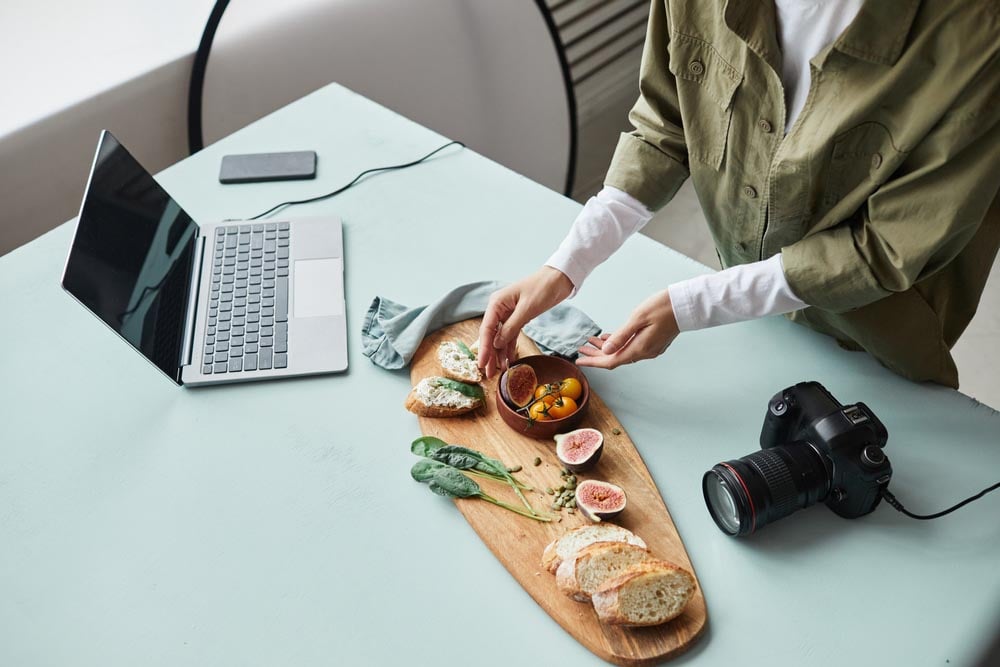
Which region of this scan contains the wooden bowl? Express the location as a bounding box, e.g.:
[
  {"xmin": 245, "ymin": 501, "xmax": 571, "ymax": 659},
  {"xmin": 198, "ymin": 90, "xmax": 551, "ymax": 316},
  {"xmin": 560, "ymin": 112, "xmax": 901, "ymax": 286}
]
[{"xmin": 495, "ymin": 355, "xmax": 590, "ymax": 440}]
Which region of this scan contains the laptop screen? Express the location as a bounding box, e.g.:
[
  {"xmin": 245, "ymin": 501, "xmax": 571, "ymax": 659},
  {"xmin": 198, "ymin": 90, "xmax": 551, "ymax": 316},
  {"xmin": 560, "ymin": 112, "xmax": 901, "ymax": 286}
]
[{"xmin": 62, "ymin": 131, "xmax": 199, "ymax": 384}]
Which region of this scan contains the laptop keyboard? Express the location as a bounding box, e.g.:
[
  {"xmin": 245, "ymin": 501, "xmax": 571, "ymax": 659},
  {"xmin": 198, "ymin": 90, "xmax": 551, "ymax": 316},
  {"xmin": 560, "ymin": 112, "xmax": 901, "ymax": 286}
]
[{"xmin": 201, "ymin": 223, "xmax": 290, "ymax": 375}]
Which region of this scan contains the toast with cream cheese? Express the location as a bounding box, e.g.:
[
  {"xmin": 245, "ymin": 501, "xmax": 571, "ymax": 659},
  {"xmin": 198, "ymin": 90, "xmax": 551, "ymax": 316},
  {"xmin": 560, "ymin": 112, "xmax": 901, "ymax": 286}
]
[
  {"xmin": 405, "ymin": 376, "xmax": 483, "ymax": 417},
  {"xmin": 437, "ymin": 340, "xmax": 482, "ymax": 383}
]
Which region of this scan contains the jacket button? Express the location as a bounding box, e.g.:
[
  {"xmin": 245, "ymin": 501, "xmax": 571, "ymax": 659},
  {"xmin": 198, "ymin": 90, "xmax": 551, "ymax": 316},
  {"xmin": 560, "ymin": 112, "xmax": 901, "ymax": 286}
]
[
  {"xmin": 757, "ymin": 119, "xmax": 773, "ymax": 133},
  {"xmin": 871, "ymin": 152, "xmax": 883, "ymax": 169},
  {"xmin": 743, "ymin": 185, "xmax": 758, "ymax": 199},
  {"xmin": 688, "ymin": 60, "xmax": 705, "ymax": 76}
]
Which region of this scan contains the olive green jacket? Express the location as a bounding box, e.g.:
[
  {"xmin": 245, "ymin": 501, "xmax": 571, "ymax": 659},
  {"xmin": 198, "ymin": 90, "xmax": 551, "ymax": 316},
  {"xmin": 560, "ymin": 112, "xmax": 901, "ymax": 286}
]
[{"xmin": 606, "ymin": 0, "xmax": 1000, "ymax": 387}]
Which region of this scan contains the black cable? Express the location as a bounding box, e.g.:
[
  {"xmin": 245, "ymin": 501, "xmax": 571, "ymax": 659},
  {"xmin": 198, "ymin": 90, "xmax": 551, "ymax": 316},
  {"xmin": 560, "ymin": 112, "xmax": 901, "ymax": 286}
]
[
  {"xmin": 228, "ymin": 140, "xmax": 466, "ymax": 221},
  {"xmin": 189, "ymin": 2, "xmax": 575, "ymax": 194},
  {"xmin": 881, "ymin": 482, "xmax": 1000, "ymax": 520},
  {"xmin": 188, "ymin": 0, "xmax": 230, "ymax": 154}
]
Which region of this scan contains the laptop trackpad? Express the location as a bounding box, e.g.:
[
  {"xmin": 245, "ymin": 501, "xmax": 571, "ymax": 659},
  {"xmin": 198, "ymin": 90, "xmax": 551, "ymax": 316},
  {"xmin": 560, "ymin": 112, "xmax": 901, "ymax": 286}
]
[{"xmin": 293, "ymin": 258, "xmax": 344, "ymax": 317}]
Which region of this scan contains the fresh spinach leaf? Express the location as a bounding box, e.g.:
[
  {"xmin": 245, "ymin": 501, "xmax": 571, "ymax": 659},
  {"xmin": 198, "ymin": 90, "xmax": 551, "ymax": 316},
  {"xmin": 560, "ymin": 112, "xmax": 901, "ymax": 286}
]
[
  {"xmin": 410, "ymin": 459, "xmax": 449, "ymax": 483},
  {"xmin": 409, "ymin": 436, "xmax": 551, "ymax": 522},
  {"xmin": 430, "ymin": 445, "xmax": 488, "ymax": 471},
  {"xmin": 431, "ymin": 444, "xmax": 502, "ymax": 476},
  {"xmin": 433, "ymin": 378, "xmax": 485, "ymax": 400},
  {"xmin": 455, "ymin": 340, "xmax": 475, "ymax": 360},
  {"xmin": 411, "ymin": 436, "xmax": 449, "ymax": 458},
  {"xmin": 428, "ymin": 467, "xmax": 481, "ymax": 498}
]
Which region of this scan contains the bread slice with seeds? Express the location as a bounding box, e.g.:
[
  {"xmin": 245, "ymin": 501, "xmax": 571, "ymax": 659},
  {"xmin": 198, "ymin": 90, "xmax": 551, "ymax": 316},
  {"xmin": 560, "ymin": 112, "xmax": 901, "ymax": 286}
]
[
  {"xmin": 591, "ymin": 560, "xmax": 696, "ymax": 626},
  {"xmin": 556, "ymin": 541, "xmax": 652, "ymax": 602},
  {"xmin": 541, "ymin": 524, "xmax": 647, "ymax": 574}
]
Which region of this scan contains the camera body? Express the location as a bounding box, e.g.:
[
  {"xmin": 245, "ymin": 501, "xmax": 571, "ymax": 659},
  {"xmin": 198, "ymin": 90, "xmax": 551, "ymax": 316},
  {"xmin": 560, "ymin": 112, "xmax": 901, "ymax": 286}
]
[
  {"xmin": 703, "ymin": 381, "xmax": 893, "ymax": 535},
  {"xmin": 760, "ymin": 381, "xmax": 892, "ymax": 519}
]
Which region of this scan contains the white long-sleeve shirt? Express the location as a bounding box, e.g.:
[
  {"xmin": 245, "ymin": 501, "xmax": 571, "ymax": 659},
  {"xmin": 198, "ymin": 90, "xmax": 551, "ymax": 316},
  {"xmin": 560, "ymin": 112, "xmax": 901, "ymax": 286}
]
[
  {"xmin": 775, "ymin": 0, "xmax": 865, "ymax": 133},
  {"xmin": 545, "ymin": 187, "xmax": 806, "ymax": 330},
  {"xmin": 546, "ymin": 1, "xmax": 863, "ymax": 330}
]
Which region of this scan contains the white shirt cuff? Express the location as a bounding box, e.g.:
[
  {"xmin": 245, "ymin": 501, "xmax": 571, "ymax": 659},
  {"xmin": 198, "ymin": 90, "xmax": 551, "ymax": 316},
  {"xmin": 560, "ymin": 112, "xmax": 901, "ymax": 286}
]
[
  {"xmin": 545, "ymin": 186, "xmax": 652, "ymax": 295},
  {"xmin": 667, "ymin": 254, "xmax": 808, "ymax": 331}
]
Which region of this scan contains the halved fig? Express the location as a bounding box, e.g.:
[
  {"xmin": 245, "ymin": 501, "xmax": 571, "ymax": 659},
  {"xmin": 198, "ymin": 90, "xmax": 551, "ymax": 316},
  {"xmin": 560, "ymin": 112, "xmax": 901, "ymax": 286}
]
[
  {"xmin": 575, "ymin": 479, "xmax": 627, "ymax": 523},
  {"xmin": 554, "ymin": 428, "xmax": 604, "ymax": 472},
  {"xmin": 501, "ymin": 363, "xmax": 538, "ymax": 408}
]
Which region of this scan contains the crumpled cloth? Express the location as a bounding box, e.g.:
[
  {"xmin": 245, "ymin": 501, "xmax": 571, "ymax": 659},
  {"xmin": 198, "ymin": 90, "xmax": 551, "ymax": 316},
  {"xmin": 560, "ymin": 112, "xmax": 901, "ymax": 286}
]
[{"xmin": 361, "ymin": 280, "xmax": 602, "ymax": 370}]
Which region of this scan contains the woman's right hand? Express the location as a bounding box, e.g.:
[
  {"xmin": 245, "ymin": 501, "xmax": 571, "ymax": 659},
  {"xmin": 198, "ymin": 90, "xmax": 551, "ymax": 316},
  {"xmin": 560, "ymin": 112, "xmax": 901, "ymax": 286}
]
[{"xmin": 477, "ymin": 267, "xmax": 575, "ymax": 379}]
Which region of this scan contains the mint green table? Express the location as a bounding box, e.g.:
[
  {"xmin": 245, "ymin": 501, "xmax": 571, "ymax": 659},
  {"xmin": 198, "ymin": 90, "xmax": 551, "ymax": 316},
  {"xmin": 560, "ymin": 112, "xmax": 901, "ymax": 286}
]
[{"xmin": 2, "ymin": 83, "xmax": 997, "ymax": 666}]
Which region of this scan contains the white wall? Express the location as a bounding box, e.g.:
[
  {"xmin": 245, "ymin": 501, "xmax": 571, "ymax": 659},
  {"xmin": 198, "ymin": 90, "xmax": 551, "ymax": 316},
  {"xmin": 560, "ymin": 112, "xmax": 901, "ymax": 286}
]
[
  {"xmin": 0, "ymin": 0, "xmax": 569, "ymax": 256},
  {"xmin": 0, "ymin": 0, "xmax": 211, "ymax": 255}
]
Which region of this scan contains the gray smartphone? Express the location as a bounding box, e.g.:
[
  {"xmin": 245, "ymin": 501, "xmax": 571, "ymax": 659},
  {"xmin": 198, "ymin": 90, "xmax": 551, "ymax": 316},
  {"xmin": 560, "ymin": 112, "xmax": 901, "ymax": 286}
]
[{"xmin": 219, "ymin": 151, "xmax": 317, "ymax": 184}]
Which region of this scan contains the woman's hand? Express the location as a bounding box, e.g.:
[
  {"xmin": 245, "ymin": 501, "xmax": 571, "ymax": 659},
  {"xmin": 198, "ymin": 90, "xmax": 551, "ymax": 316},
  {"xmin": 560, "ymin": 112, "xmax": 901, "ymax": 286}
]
[
  {"xmin": 477, "ymin": 267, "xmax": 574, "ymax": 379},
  {"xmin": 577, "ymin": 289, "xmax": 679, "ymax": 369}
]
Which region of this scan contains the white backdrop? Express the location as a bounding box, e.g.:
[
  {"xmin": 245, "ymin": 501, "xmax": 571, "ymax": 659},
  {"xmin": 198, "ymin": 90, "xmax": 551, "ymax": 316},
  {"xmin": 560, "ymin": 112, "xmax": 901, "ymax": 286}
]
[{"xmin": 0, "ymin": 0, "xmax": 569, "ymax": 255}]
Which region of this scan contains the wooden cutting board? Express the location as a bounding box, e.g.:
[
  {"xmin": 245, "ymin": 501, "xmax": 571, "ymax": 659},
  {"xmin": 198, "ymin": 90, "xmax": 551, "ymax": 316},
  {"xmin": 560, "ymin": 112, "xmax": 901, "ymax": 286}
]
[{"xmin": 409, "ymin": 319, "xmax": 707, "ymax": 666}]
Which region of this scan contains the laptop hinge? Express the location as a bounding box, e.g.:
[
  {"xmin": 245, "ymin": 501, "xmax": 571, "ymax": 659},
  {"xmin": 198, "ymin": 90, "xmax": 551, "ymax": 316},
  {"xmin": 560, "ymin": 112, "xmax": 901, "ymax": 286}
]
[{"xmin": 179, "ymin": 235, "xmax": 205, "ymax": 369}]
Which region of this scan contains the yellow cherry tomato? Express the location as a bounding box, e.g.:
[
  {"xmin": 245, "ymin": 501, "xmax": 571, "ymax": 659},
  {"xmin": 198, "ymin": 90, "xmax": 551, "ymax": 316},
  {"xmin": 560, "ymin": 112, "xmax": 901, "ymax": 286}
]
[
  {"xmin": 547, "ymin": 396, "xmax": 578, "ymax": 420},
  {"xmin": 528, "ymin": 399, "xmax": 553, "ymax": 421},
  {"xmin": 558, "ymin": 377, "xmax": 583, "ymax": 401},
  {"xmin": 534, "ymin": 383, "xmax": 560, "ymax": 400}
]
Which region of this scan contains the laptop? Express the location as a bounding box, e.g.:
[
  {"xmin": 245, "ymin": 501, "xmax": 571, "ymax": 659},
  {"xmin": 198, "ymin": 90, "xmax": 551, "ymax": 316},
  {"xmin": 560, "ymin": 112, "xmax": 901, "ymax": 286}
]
[{"xmin": 61, "ymin": 130, "xmax": 348, "ymax": 386}]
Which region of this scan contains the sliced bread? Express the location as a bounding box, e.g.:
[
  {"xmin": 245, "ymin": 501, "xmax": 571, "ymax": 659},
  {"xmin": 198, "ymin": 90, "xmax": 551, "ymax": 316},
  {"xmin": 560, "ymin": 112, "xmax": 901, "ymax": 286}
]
[
  {"xmin": 437, "ymin": 340, "xmax": 482, "ymax": 383},
  {"xmin": 404, "ymin": 376, "xmax": 483, "ymax": 417},
  {"xmin": 592, "ymin": 560, "xmax": 696, "ymax": 626},
  {"xmin": 556, "ymin": 542, "xmax": 652, "ymax": 602},
  {"xmin": 541, "ymin": 524, "xmax": 647, "ymax": 574}
]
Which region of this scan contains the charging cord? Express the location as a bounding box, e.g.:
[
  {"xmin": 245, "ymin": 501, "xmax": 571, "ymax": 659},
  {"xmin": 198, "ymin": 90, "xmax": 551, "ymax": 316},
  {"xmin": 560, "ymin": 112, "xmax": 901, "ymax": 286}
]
[
  {"xmin": 226, "ymin": 140, "xmax": 466, "ymax": 221},
  {"xmin": 881, "ymin": 481, "xmax": 1000, "ymax": 520}
]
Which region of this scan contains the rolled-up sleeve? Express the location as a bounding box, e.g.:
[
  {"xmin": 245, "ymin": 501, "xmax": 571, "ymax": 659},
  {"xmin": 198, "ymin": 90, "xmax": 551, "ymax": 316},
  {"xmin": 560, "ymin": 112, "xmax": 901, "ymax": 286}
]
[
  {"xmin": 604, "ymin": 0, "xmax": 690, "ymax": 211},
  {"xmin": 782, "ymin": 58, "xmax": 1000, "ymax": 313}
]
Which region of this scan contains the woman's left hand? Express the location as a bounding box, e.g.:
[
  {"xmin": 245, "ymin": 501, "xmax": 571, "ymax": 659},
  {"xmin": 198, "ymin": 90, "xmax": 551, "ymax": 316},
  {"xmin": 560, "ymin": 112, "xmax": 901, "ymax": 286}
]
[{"xmin": 576, "ymin": 289, "xmax": 679, "ymax": 369}]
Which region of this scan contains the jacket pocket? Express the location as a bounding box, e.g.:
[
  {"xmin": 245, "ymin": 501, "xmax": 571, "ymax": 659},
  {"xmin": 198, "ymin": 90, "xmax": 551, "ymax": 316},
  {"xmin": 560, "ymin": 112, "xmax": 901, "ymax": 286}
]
[
  {"xmin": 668, "ymin": 32, "xmax": 742, "ymax": 170},
  {"xmin": 823, "ymin": 122, "xmax": 907, "ymax": 209}
]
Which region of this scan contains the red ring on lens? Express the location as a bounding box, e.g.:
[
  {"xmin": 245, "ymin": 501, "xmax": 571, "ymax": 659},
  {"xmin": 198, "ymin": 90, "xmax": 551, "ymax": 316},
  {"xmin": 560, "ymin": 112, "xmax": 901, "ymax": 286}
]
[{"xmin": 721, "ymin": 462, "xmax": 756, "ymax": 533}]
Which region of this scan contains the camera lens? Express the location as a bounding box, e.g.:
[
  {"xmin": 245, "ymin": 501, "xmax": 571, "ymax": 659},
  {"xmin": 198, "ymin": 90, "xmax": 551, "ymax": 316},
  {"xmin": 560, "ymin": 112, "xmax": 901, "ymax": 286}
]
[
  {"xmin": 703, "ymin": 443, "xmax": 830, "ymax": 536},
  {"xmin": 703, "ymin": 473, "xmax": 743, "ymax": 535}
]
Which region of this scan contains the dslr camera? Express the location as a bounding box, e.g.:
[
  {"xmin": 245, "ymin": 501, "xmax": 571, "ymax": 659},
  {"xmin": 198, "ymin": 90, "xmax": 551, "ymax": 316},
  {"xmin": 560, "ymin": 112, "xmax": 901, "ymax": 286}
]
[{"xmin": 703, "ymin": 381, "xmax": 893, "ymax": 536}]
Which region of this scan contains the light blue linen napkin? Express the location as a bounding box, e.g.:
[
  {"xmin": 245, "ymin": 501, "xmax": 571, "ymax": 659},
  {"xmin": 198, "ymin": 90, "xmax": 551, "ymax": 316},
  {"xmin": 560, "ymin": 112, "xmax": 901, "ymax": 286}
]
[{"xmin": 361, "ymin": 280, "xmax": 602, "ymax": 370}]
